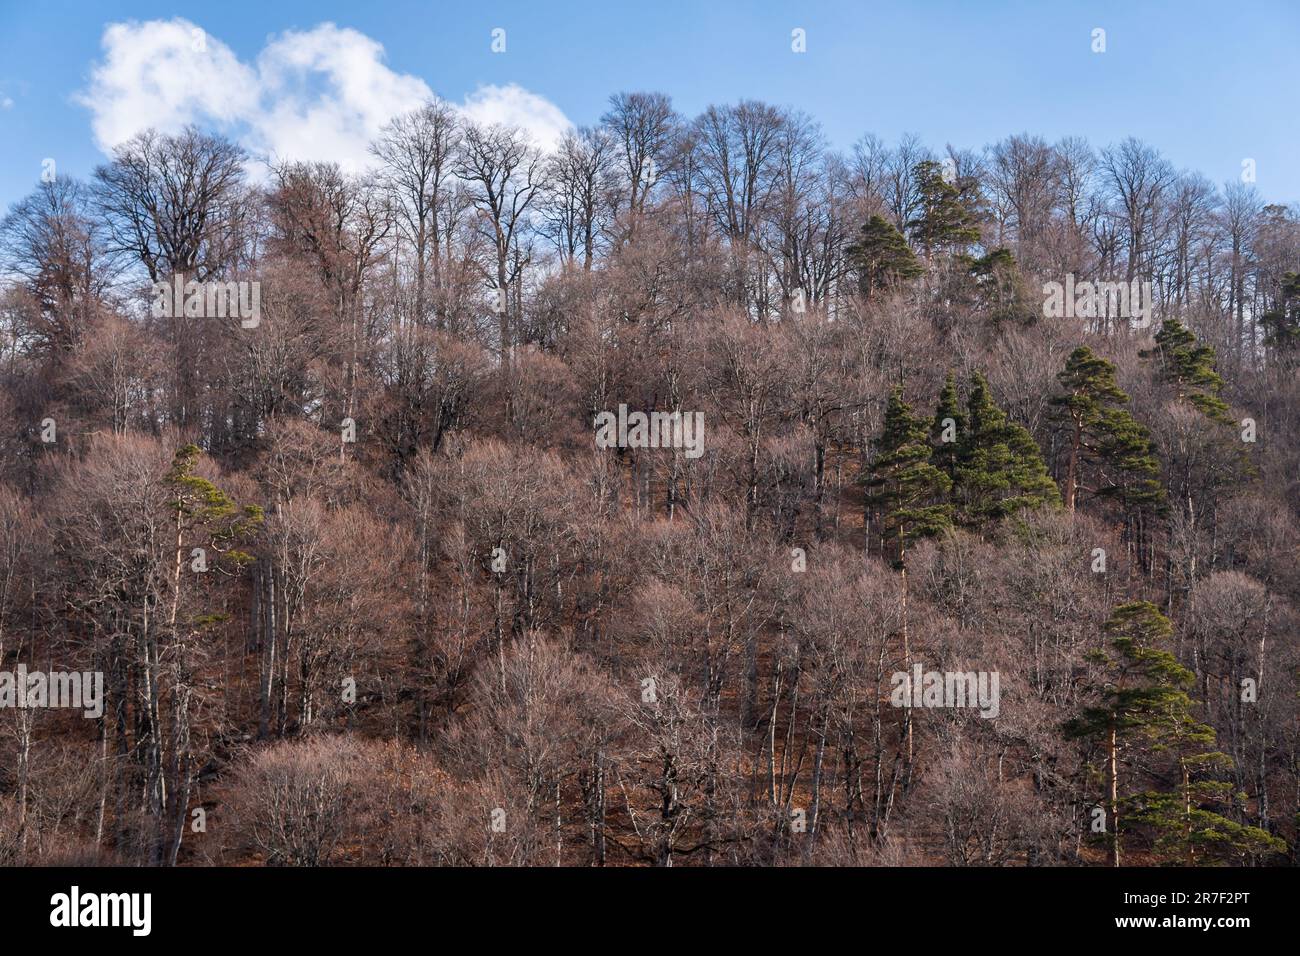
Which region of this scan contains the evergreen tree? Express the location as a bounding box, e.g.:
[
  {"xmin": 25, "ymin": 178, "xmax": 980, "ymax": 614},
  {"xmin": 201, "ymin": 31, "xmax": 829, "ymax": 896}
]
[
  {"xmin": 846, "ymin": 214, "xmax": 923, "ymax": 298},
  {"xmin": 907, "ymin": 159, "xmax": 980, "ymax": 259},
  {"xmin": 966, "ymin": 248, "xmax": 1034, "ymax": 325},
  {"xmin": 1127, "ymin": 767, "xmax": 1286, "ymax": 864},
  {"xmin": 950, "ymin": 372, "xmax": 1059, "ymax": 526},
  {"xmin": 864, "ymin": 387, "xmax": 953, "ymax": 568},
  {"xmin": 1142, "ymin": 319, "xmax": 1250, "ymax": 565},
  {"xmin": 929, "ymin": 371, "xmax": 964, "ymax": 482},
  {"xmin": 1064, "ymin": 602, "xmax": 1285, "ymax": 866},
  {"xmin": 864, "ymin": 387, "xmax": 952, "ymax": 780},
  {"xmin": 164, "ymin": 444, "xmax": 264, "ymax": 630},
  {"xmin": 1051, "ymin": 346, "xmax": 1163, "ymax": 513},
  {"xmin": 1143, "ymin": 318, "xmax": 1232, "ymax": 423},
  {"xmin": 166, "ymin": 443, "xmax": 264, "ymax": 569},
  {"xmin": 1260, "ymin": 271, "xmax": 1300, "ymax": 366}
]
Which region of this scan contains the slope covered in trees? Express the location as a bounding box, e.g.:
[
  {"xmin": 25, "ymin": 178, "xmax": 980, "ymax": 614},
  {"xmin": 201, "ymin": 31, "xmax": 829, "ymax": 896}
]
[{"xmin": 0, "ymin": 97, "xmax": 1297, "ymax": 867}]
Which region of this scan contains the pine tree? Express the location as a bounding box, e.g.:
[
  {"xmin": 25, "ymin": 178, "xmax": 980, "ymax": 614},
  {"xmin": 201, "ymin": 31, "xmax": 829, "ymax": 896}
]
[
  {"xmin": 158, "ymin": 444, "xmax": 263, "ymax": 862},
  {"xmin": 847, "ymin": 214, "xmax": 923, "ymax": 298},
  {"xmin": 1051, "ymin": 346, "xmax": 1163, "ymax": 513},
  {"xmin": 164, "ymin": 443, "xmax": 264, "ymax": 629},
  {"xmin": 1064, "ymin": 602, "xmax": 1285, "ymax": 866},
  {"xmin": 865, "ymin": 387, "xmax": 953, "ymax": 568},
  {"xmin": 1127, "ymin": 770, "xmax": 1286, "ymax": 864},
  {"xmin": 950, "ymin": 372, "xmax": 1059, "ymax": 526},
  {"xmin": 864, "ymin": 387, "xmax": 952, "ymax": 781},
  {"xmin": 166, "ymin": 443, "xmax": 264, "ymax": 569},
  {"xmin": 966, "ymin": 248, "xmax": 1033, "ymax": 325},
  {"xmin": 1260, "ymin": 271, "xmax": 1300, "ymax": 366},
  {"xmin": 930, "ymin": 371, "xmax": 964, "ymax": 482},
  {"xmin": 1142, "ymin": 319, "xmax": 1249, "ymax": 576},
  {"xmin": 1143, "ymin": 318, "xmax": 1232, "ymax": 423},
  {"xmin": 907, "ymin": 160, "xmax": 980, "ymax": 259}
]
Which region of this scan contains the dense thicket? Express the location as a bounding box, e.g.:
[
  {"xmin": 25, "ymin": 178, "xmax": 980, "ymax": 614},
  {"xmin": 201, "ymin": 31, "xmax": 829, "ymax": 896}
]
[{"xmin": 0, "ymin": 95, "xmax": 1297, "ymax": 866}]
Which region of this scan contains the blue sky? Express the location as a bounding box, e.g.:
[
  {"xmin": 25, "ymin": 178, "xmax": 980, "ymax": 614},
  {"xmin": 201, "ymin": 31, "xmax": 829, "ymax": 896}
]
[{"xmin": 1, "ymin": 0, "xmax": 1297, "ymax": 211}]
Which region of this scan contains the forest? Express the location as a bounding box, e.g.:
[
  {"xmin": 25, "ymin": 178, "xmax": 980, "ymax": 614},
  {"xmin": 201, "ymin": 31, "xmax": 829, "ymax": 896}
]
[{"xmin": 0, "ymin": 91, "xmax": 1297, "ymax": 867}]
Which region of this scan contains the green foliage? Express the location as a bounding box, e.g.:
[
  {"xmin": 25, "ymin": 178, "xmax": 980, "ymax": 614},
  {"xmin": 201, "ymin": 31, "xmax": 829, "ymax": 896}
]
[
  {"xmin": 1143, "ymin": 319, "xmax": 1233, "ymax": 423},
  {"xmin": 1065, "ymin": 602, "xmax": 1285, "ymax": 865},
  {"xmin": 946, "ymin": 372, "xmax": 1059, "ymax": 526},
  {"xmin": 907, "ymin": 160, "xmax": 981, "ymax": 258},
  {"xmin": 929, "ymin": 371, "xmax": 964, "ymax": 481},
  {"xmin": 1065, "ymin": 601, "xmax": 1191, "ymax": 743},
  {"xmin": 1126, "ymin": 785, "xmax": 1287, "ymax": 864},
  {"xmin": 847, "ymin": 214, "xmax": 923, "ymax": 297},
  {"xmin": 864, "ymin": 387, "xmax": 953, "ymax": 567},
  {"xmin": 1260, "ymin": 271, "xmax": 1300, "ymax": 364},
  {"xmin": 1052, "ymin": 346, "xmax": 1164, "ymax": 513},
  {"xmin": 1143, "ymin": 319, "xmax": 1255, "ymax": 510},
  {"xmin": 965, "ymin": 248, "xmax": 1034, "ymax": 325},
  {"xmin": 166, "ymin": 444, "xmax": 264, "ymax": 568}
]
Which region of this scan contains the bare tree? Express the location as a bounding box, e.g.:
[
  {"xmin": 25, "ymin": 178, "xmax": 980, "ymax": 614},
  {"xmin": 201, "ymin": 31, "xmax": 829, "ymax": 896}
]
[
  {"xmin": 1219, "ymin": 180, "xmax": 1262, "ymax": 360},
  {"xmin": 538, "ymin": 127, "xmax": 619, "ymax": 270},
  {"xmin": 371, "ymin": 100, "xmax": 461, "ymax": 327},
  {"xmin": 1099, "ymin": 137, "xmax": 1176, "ymax": 286},
  {"xmin": 270, "ymin": 161, "xmax": 392, "ymax": 438},
  {"xmin": 455, "ymin": 123, "xmax": 545, "ymax": 358},
  {"xmin": 0, "ymin": 178, "xmax": 113, "ymax": 355},
  {"xmin": 601, "ymin": 91, "xmax": 677, "ymax": 231},
  {"xmin": 93, "ymin": 126, "xmax": 249, "ymax": 283}
]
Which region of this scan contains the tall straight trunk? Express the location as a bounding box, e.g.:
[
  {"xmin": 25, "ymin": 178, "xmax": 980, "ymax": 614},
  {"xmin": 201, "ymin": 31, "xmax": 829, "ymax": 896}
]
[
  {"xmin": 899, "ymin": 533, "xmax": 914, "ymax": 783},
  {"xmin": 589, "ymin": 748, "xmax": 606, "ymax": 865},
  {"xmin": 165, "ymin": 686, "xmax": 192, "ymax": 866},
  {"xmin": 141, "ymin": 599, "xmax": 166, "ymax": 858},
  {"xmin": 1063, "ymin": 421, "xmax": 1081, "ymax": 511},
  {"xmin": 767, "ymin": 663, "xmax": 782, "ymax": 804},
  {"xmin": 259, "ymin": 565, "xmax": 276, "ymax": 739},
  {"xmin": 343, "ymin": 286, "xmax": 358, "ymax": 461},
  {"xmin": 95, "ymin": 717, "xmax": 108, "ymax": 849},
  {"xmin": 413, "ymin": 229, "xmax": 427, "ymax": 327},
  {"xmin": 15, "ymin": 704, "xmax": 31, "ymax": 859},
  {"xmin": 413, "ymin": 511, "xmax": 431, "ymax": 743},
  {"xmin": 1257, "ymin": 608, "xmax": 1271, "ymax": 829},
  {"xmin": 1109, "ymin": 720, "xmax": 1120, "ymax": 867},
  {"xmin": 809, "ymin": 708, "xmax": 827, "ymax": 836},
  {"xmin": 497, "ymin": 245, "xmax": 510, "ymax": 362}
]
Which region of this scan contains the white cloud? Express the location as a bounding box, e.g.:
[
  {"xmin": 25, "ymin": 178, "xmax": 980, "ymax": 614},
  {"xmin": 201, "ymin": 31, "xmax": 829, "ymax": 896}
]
[
  {"xmin": 461, "ymin": 83, "xmax": 573, "ymax": 153},
  {"xmin": 78, "ymin": 19, "xmax": 572, "ymax": 171},
  {"xmin": 77, "ymin": 20, "xmax": 259, "ymax": 148},
  {"xmin": 251, "ymin": 23, "xmax": 435, "ymax": 170},
  {"xmin": 1, "ymin": 97, "xmax": 13, "ymax": 110}
]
